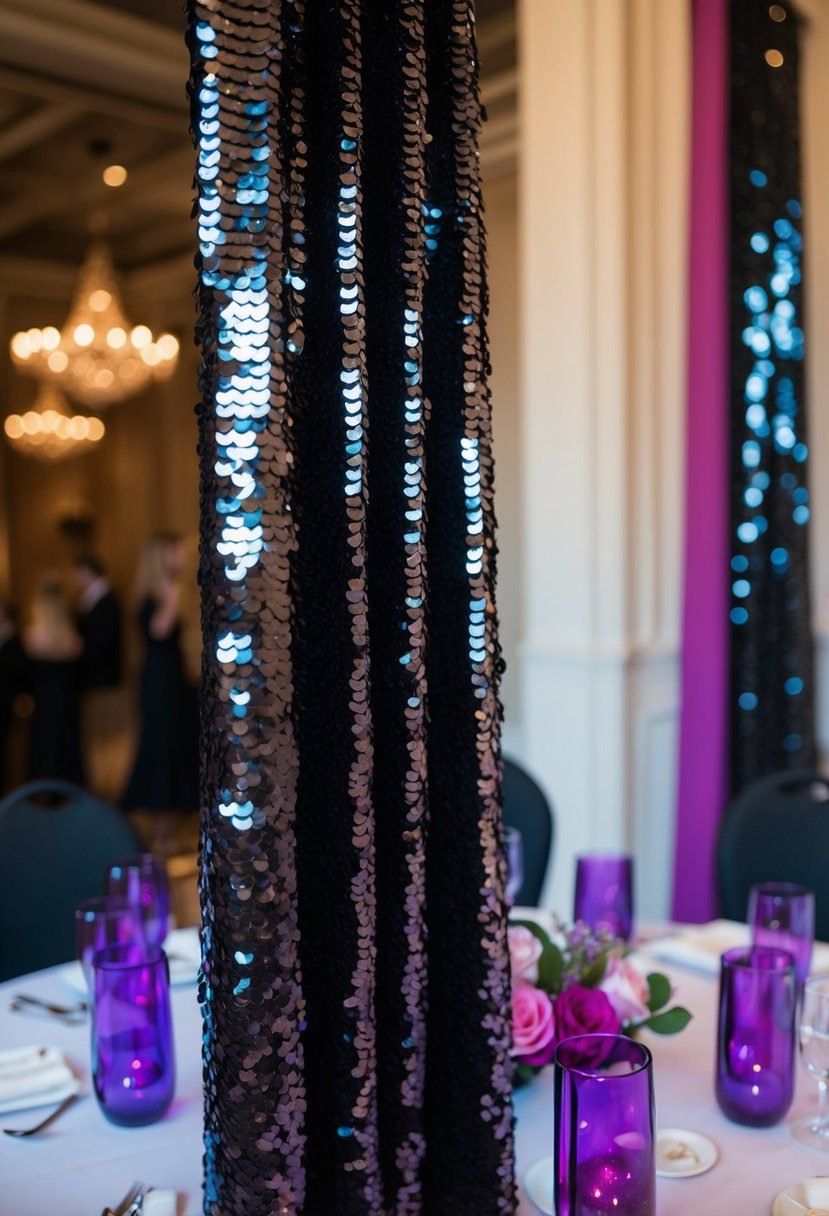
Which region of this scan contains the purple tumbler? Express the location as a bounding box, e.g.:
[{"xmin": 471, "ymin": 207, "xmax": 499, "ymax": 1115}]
[
  {"xmin": 574, "ymin": 853, "xmax": 634, "ymax": 942},
  {"xmin": 92, "ymin": 942, "xmax": 175, "ymax": 1126},
  {"xmin": 75, "ymin": 897, "xmax": 142, "ymax": 992},
  {"xmin": 748, "ymin": 881, "xmax": 814, "ymax": 986},
  {"xmin": 106, "ymin": 854, "xmax": 170, "ymax": 947},
  {"xmin": 554, "ymin": 1034, "xmax": 655, "ymax": 1216},
  {"xmin": 716, "ymin": 945, "xmax": 797, "ymax": 1127}
]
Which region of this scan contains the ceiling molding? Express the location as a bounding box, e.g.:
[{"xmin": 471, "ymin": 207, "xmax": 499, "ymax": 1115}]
[{"xmin": 0, "ymin": 0, "xmax": 186, "ymax": 113}]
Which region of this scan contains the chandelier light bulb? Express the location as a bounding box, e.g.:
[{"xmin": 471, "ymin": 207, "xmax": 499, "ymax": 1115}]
[
  {"xmin": 3, "ymin": 384, "xmax": 105, "ymax": 460},
  {"xmin": 103, "ymin": 164, "xmax": 128, "ymax": 188},
  {"xmin": 9, "ymin": 243, "xmax": 179, "ymax": 408}
]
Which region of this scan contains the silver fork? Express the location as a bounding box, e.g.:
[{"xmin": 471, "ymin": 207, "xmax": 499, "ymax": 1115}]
[
  {"xmin": 10, "ymin": 993, "xmax": 87, "ymax": 1022},
  {"xmin": 102, "ymin": 1181, "xmax": 144, "ymax": 1216},
  {"xmin": 3, "ymin": 1091, "xmax": 81, "ymax": 1137}
]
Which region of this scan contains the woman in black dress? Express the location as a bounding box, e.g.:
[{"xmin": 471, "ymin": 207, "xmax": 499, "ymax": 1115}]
[
  {"xmin": 122, "ymin": 533, "xmax": 198, "ymax": 844},
  {"xmin": 24, "ymin": 578, "xmax": 84, "ymax": 784}
]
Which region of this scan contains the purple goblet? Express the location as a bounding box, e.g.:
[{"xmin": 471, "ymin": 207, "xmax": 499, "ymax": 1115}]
[
  {"xmin": 92, "ymin": 941, "xmax": 175, "ymax": 1126},
  {"xmin": 554, "ymin": 1034, "xmax": 655, "ymax": 1216},
  {"xmin": 716, "ymin": 945, "xmax": 797, "ymax": 1127},
  {"xmin": 748, "ymin": 881, "xmax": 814, "ymax": 986},
  {"xmin": 75, "ymin": 897, "xmax": 142, "ymax": 992},
  {"xmin": 574, "ymin": 853, "xmax": 633, "ymax": 942},
  {"xmin": 106, "ymin": 853, "xmax": 170, "ymax": 947},
  {"xmin": 505, "ymin": 827, "xmax": 524, "ymax": 905}
]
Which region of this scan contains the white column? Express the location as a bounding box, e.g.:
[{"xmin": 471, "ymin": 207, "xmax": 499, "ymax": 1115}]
[{"xmin": 516, "ymin": 0, "xmax": 690, "ymax": 918}]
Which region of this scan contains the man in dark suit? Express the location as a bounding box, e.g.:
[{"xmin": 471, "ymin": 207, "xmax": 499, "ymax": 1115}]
[
  {"xmin": 73, "ymin": 556, "xmax": 123, "ymax": 797},
  {"xmin": 74, "ymin": 556, "xmax": 121, "ymax": 690}
]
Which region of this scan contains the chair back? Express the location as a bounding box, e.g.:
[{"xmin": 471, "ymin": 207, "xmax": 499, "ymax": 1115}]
[
  {"xmin": 502, "ymin": 756, "xmax": 554, "ymax": 906},
  {"xmin": 0, "ymin": 779, "xmax": 143, "ymax": 980},
  {"xmin": 717, "ymin": 769, "xmax": 829, "ymax": 938}
]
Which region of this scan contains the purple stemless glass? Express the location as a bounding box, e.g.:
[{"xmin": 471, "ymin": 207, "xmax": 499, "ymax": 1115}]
[
  {"xmin": 748, "ymin": 881, "xmax": 815, "ymax": 986},
  {"xmin": 716, "ymin": 944, "xmax": 797, "ymax": 1127},
  {"xmin": 75, "ymin": 897, "xmax": 143, "ymax": 992},
  {"xmin": 574, "ymin": 853, "xmax": 634, "ymax": 942},
  {"xmin": 106, "ymin": 854, "xmax": 170, "ymax": 947},
  {"xmin": 555, "ymin": 1034, "xmax": 655, "ymax": 1216},
  {"xmin": 92, "ymin": 942, "xmax": 175, "ymax": 1127}
]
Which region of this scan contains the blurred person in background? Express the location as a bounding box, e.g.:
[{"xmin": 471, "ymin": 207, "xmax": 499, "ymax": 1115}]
[
  {"xmin": 122, "ymin": 532, "xmax": 198, "ymax": 851},
  {"xmin": 0, "ymin": 599, "xmax": 30, "ymax": 793},
  {"xmin": 73, "ymin": 555, "xmax": 124, "ymax": 799},
  {"xmin": 24, "ymin": 577, "xmax": 84, "ymax": 784}
]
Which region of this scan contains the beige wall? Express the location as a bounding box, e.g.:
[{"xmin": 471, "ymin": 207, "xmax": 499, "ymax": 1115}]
[{"xmin": 485, "ymin": 169, "xmax": 522, "ymax": 741}]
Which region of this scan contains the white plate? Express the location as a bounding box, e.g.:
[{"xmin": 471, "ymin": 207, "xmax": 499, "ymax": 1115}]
[
  {"xmin": 523, "ymin": 1156, "xmax": 553, "ymax": 1215},
  {"xmin": 649, "ymin": 921, "xmax": 829, "ymax": 976},
  {"xmin": 773, "ymin": 1181, "xmax": 829, "ymax": 1215},
  {"xmin": 656, "ymin": 1128, "xmax": 718, "ymax": 1178},
  {"xmin": 58, "ymin": 927, "xmax": 201, "ymax": 995}
]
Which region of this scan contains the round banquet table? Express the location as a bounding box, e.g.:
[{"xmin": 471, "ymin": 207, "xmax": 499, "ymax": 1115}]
[{"xmin": 0, "ymin": 933, "xmax": 824, "ymax": 1215}]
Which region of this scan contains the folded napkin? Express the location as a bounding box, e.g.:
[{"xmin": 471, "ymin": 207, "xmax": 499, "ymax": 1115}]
[
  {"xmin": 803, "ymin": 1176, "xmax": 829, "ymax": 1211},
  {"xmin": 0, "ymin": 1045, "xmax": 78, "ymax": 1113},
  {"xmin": 142, "ymin": 1191, "xmax": 178, "ymax": 1216},
  {"xmin": 648, "ymin": 920, "xmax": 829, "ymax": 975}
]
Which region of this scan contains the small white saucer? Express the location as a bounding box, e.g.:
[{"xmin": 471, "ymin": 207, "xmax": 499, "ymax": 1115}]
[
  {"xmin": 523, "ymin": 1156, "xmax": 553, "ymax": 1215},
  {"xmin": 656, "ymin": 1128, "xmax": 718, "ymax": 1177},
  {"xmin": 772, "ymin": 1182, "xmax": 829, "ymax": 1215}
]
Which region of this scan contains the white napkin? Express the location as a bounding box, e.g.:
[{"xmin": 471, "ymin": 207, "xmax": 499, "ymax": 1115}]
[
  {"xmin": 142, "ymin": 1191, "xmax": 178, "ymax": 1216},
  {"xmin": 803, "ymin": 1177, "xmax": 829, "ymax": 1210},
  {"xmin": 0, "ymin": 1045, "xmax": 78, "ymax": 1114}
]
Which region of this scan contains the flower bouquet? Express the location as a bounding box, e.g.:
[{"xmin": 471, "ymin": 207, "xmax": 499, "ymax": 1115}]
[{"xmin": 510, "ymin": 918, "xmax": 691, "ymax": 1085}]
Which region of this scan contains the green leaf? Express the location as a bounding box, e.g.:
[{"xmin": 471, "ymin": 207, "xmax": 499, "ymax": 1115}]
[
  {"xmin": 512, "ymin": 1061, "xmax": 539, "ymax": 1089},
  {"xmin": 537, "ymin": 942, "xmax": 564, "ymax": 991},
  {"xmin": 646, "ymin": 972, "xmax": 672, "ymax": 1013},
  {"xmin": 640, "ymin": 1006, "xmax": 692, "ymax": 1035},
  {"xmin": 580, "ymin": 956, "xmax": 609, "ymax": 989}
]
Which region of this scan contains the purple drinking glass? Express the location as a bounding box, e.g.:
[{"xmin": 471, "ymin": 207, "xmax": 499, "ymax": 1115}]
[
  {"xmin": 505, "ymin": 827, "xmax": 524, "ymax": 905},
  {"xmin": 715, "ymin": 944, "xmax": 797, "ymax": 1127},
  {"xmin": 92, "ymin": 941, "xmax": 175, "ymax": 1126},
  {"xmin": 554, "ymin": 1034, "xmax": 655, "ymax": 1216},
  {"xmin": 748, "ymin": 881, "xmax": 815, "ymax": 986},
  {"xmin": 75, "ymin": 897, "xmax": 143, "ymax": 992},
  {"xmin": 106, "ymin": 853, "xmax": 170, "ymax": 947},
  {"xmin": 573, "ymin": 853, "xmax": 634, "ymax": 942}
]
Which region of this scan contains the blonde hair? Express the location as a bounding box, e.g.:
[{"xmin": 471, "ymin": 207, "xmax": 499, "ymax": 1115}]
[{"xmin": 134, "ymin": 531, "xmax": 183, "ymax": 603}]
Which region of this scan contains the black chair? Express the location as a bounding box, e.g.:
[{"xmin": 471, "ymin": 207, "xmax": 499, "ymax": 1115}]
[
  {"xmin": 502, "ymin": 756, "xmax": 554, "ymax": 906},
  {"xmin": 717, "ymin": 769, "xmax": 829, "ymax": 939},
  {"xmin": 0, "ymin": 779, "xmax": 143, "ymax": 981}
]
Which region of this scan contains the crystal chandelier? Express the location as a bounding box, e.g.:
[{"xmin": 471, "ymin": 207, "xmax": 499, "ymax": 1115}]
[
  {"xmin": 4, "ymin": 383, "xmax": 105, "ymax": 461},
  {"xmin": 9, "ymin": 243, "xmax": 179, "ymax": 409}
]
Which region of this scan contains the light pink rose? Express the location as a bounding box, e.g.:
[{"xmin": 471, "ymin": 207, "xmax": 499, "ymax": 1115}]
[
  {"xmin": 509, "ymin": 925, "xmax": 543, "ymax": 984},
  {"xmin": 600, "ymin": 955, "xmax": 652, "ymax": 1024},
  {"xmin": 511, "ymin": 983, "xmax": 557, "ymax": 1066}
]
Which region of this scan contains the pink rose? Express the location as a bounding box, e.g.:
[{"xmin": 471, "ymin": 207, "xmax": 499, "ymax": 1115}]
[
  {"xmin": 554, "ymin": 984, "xmax": 621, "ymax": 1044},
  {"xmin": 600, "ymin": 955, "xmax": 652, "ymax": 1024},
  {"xmin": 509, "ymin": 925, "xmax": 543, "ymax": 984},
  {"xmin": 511, "ymin": 983, "xmax": 557, "ymax": 1066}
]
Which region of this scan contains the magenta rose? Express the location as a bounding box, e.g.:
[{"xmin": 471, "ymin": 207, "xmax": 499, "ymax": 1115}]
[
  {"xmin": 511, "ymin": 983, "xmax": 557, "ymax": 1066},
  {"xmin": 554, "ymin": 983, "xmax": 621, "ymax": 1043}
]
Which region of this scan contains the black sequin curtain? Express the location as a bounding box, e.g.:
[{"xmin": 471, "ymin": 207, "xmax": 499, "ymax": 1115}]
[
  {"xmin": 729, "ymin": 0, "xmax": 815, "ymax": 793},
  {"xmin": 188, "ymin": 3, "xmax": 515, "ymax": 1213}
]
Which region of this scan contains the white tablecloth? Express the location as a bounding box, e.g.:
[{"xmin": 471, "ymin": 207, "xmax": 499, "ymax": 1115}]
[{"xmin": 0, "ymin": 935, "xmax": 822, "ymax": 1215}]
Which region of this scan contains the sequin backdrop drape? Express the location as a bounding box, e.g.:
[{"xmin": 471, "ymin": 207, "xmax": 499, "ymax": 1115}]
[
  {"xmin": 188, "ymin": 3, "xmax": 515, "ymax": 1213},
  {"xmin": 728, "ymin": 0, "xmax": 815, "ymax": 792}
]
